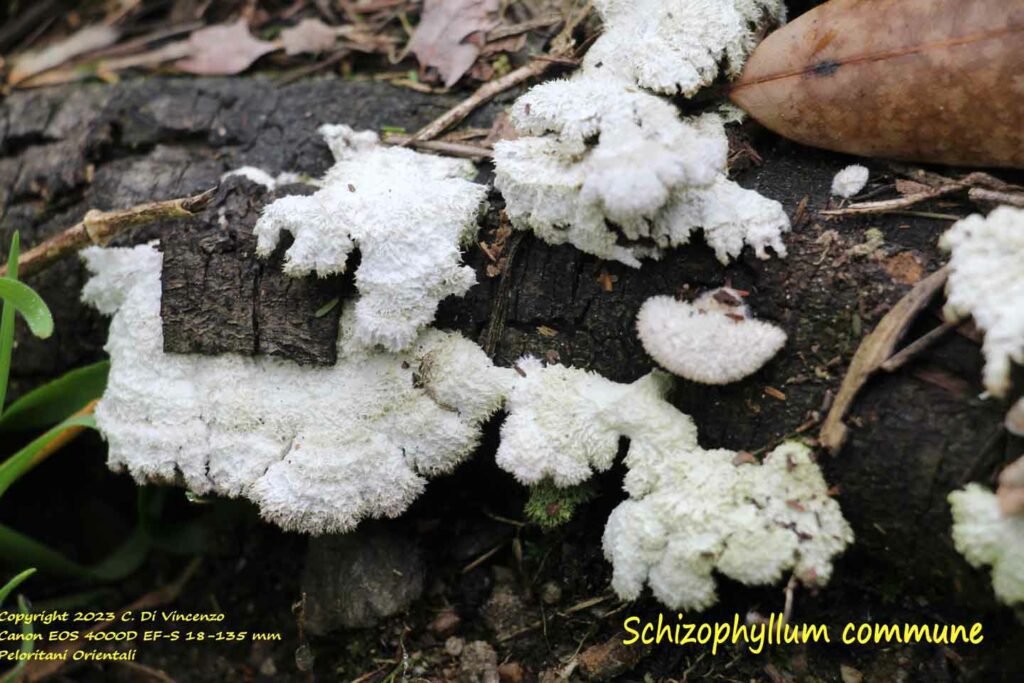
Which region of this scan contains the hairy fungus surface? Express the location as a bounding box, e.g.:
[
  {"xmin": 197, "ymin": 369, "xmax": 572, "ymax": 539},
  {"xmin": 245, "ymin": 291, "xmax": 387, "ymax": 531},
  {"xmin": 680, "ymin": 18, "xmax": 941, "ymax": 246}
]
[
  {"xmin": 830, "ymin": 164, "xmax": 869, "ymax": 198},
  {"xmin": 253, "ymin": 124, "xmax": 488, "ymax": 352},
  {"xmin": 636, "ymin": 288, "xmax": 786, "ymax": 384},
  {"xmin": 492, "ymin": 0, "xmax": 789, "ymax": 267},
  {"xmin": 82, "ymin": 244, "xmax": 512, "ymax": 535},
  {"xmin": 939, "ymin": 206, "xmax": 1024, "ymax": 397},
  {"xmin": 949, "ymin": 483, "xmax": 1024, "ymax": 605},
  {"xmin": 494, "ymin": 357, "xmax": 851, "ymax": 610}
]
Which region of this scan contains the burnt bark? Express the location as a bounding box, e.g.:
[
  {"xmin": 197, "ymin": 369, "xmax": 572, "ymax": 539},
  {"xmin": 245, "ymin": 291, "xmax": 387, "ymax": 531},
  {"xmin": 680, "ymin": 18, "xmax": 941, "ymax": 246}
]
[{"xmin": 1, "ymin": 75, "xmax": 1020, "ymax": 662}]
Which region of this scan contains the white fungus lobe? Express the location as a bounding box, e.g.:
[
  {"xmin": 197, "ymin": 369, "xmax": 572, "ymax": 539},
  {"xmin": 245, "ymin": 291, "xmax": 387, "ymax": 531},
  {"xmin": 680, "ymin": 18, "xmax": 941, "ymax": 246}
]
[
  {"xmin": 495, "ymin": 357, "xmax": 852, "ymax": 610},
  {"xmin": 636, "ymin": 288, "xmax": 786, "ymax": 384},
  {"xmin": 830, "ymin": 164, "xmax": 869, "ymax": 198},
  {"xmin": 492, "ymin": 0, "xmax": 789, "ymax": 267},
  {"xmin": 939, "ymin": 206, "xmax": 1024, "ymax": 397},
  {"xmin": 253, "ymin": 124, "xmax": 488, "ymax": 351},
  {"xmin": 588, "ymin": 0, "xmax": 787, "ymax": 97},
  {"xmin": 82, "ymin": 244, "xmax": 514, "ymax": 535},
  {"xmin": 949, "ymin": 483, "xmax": 1024, "ymax": 605}
]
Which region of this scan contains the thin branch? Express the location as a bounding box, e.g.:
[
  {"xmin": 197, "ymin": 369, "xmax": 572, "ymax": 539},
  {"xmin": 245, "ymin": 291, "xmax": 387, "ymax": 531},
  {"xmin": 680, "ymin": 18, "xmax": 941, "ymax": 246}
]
[
  {"xmin": 969, "ymin": 187, "xmax": 1024, "ymax": 208},
  {"xmin": 881, "ymin": 320, "xmax": 958, "ymax": 372},
  {"xmin": 820, "ymin": 184, "xmax": 962, "ymax": 216},
  {"xmin": 405, "ymin": 1, "xmax": 593, "ymax": 144},
  {"xmin": 382, "ymin": 133, "xmax": 493, "ymax": 159},
  {"xmin": 0, "ymin": 188, "xmax": 216, "ymax": 279}
]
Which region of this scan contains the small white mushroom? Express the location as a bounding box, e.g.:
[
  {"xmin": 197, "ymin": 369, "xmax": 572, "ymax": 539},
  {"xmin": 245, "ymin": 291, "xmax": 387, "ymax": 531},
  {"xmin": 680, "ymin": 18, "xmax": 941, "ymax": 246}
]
[
  {"xmin": 635, "ymin": 288, "xmax": 787, "ymax": 384},
  {"xmin": 830, "ymin": 164, "xmax": 869, "ymax": 198}
]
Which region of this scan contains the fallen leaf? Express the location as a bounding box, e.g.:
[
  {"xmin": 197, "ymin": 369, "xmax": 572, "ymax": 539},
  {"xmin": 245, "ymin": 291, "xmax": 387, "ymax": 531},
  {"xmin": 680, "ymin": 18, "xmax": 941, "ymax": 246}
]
[
  {"xmin": 9, "ymin": 24, "xmax": 120, "ymax": 86},
  {"xmin": 176, "ymin": 19, "xmax": 277, "ymax": 76},
  {"xmin": 731, "ymin": 0, "xmax": 1024, "ymax": 167},
  {"xmin": 882, "ymin": 251, "xmax": 925, "ymax": 285},
  {"xmin": 408, "ymin": 0, "xmax": 499, "ymax": 87},
  {"xmin": 280, "ymin": 17, "xmax": 339, "ymax": 56},
  {"xmin": 819, "ymin": 267, "xmax": 949, "ymax": 455}
]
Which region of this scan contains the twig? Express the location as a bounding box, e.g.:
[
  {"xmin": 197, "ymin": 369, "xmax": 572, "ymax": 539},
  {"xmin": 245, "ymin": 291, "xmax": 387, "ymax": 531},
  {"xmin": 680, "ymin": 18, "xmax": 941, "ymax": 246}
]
[
  {"xmin": 880, "ymin": 320, "xmax": 957, "ymax": 372},
  {"xmin": 498, "ymin": 593, "xmax": 613, "ymax": 642},
  {"xmin": 462, "ymin": 542, "xmax": 506, "ymax": 573},
  {"xmin": 969, "ymin": 187, "xmax": 1024, "ymax": 208},
  {"xmin": 405, "ymin": 2, "xmax": 593, "ymax": 144},
  {"xmin": 0, "ymin": 188, "xmax": 216, "ymax": 279},
  {"xmin": 820, "ymin": 184, "xmax": 962, "ymax": 216},
  {"xmin": 819, "ymin": 267, "xmax": 949, "ymax": 455},
  {"xmin": 382, "ymin": 133, "xmax": 493, "ymax": 159},
  {"xmin": 487, "ymin": 14, "xmax": 563, "ymax": 41},
  {"xmin": 276, "ymin": 48, "xmax": 350, "ymax": 87}
]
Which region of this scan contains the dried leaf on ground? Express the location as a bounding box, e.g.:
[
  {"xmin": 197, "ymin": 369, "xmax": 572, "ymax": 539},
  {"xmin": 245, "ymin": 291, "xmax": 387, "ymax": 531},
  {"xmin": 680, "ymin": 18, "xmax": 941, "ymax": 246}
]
[
  {"xmin": 9, "ymin": 24, "xmax": 120, "ymax": 86},
  {"xmin": 281, "ymin": 17, "xmax": 339, "ymax": 55},
  {"xmin": 176, "ymin": 19, "xmax": 277, "ymax": 75},
  {"xmin": 731, "ymin": 0, "xmax": 1024, "ymax": 167},
  {"xmin": 408, "ymin": 0, "xmax": 499, "ymax": 87}
]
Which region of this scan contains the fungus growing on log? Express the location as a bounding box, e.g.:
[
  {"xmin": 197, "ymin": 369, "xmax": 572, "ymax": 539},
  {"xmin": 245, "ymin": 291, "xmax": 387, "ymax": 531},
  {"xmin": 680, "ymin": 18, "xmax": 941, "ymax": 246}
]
[
  {"xmin": 492, "ymin": 0, "xmax": 789, "ymax": 267},
  {"xmin": 939, "ymin": 206, "xmax": 1024, "ymax": 398},
  {"xmin": 635, "ymin": 288, "xmax": 786, "ymax": 384},
  {"xmin": 949, "ymin": 479, "xmax": 1024, "ymax": 605},
  {"xmin": 253, "ymin": 124, "xmax": 488, "ymax": 351},
  {"xmin": 81, "ymin": 244, "xmax": 513, "ymax": 534},
  {"xmin": 494, "ymin": 357, "xmax": 851, "ymax": 610}
]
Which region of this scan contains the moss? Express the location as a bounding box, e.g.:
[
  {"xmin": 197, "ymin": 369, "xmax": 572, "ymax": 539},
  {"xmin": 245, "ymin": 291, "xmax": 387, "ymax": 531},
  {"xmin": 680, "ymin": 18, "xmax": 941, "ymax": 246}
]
[{"xmin": 523, "ymin": 480, "xmax": 597, "ymax": 530}]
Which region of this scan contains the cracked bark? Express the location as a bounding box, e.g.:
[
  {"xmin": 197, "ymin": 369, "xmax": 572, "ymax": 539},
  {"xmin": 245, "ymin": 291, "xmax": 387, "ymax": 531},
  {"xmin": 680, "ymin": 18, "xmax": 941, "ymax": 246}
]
[{"xmin": 0, "ymin": 76, "xmax": 1019, "ymax": 625}]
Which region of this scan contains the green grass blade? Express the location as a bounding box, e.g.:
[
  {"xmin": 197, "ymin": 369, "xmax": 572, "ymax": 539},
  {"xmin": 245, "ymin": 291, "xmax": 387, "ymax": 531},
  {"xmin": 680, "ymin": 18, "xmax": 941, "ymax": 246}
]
[
  {"xmin": 0, "ymin": 523, "xmax": 149, "ymax": 582},
  {"xmin": 0, "ymin": 278, "xmax": 53, "ymax": 340},
  {"xmin": 0, "ymin": 361, "xmax": 109, "ymax": 431},
  {"xmin": 0, "ymin": 413, "xmax": 96, "ymax": 499},
  {"xmin": 0, "ymin": 568, "xmax": 34, "ymax": 606},
  {"xmin": 0, "ymin": 595, "xmax": 35, "ymax": 683},
  {"xmin": 0, "ymin": 233, "xmax": 21, "ymax": 415}
]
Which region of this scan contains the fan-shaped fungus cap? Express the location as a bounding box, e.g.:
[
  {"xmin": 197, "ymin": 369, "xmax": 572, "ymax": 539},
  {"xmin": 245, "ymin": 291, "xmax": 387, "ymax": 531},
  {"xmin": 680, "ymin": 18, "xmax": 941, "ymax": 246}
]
[{"xmin": 636, "ymin": 288, "xmax": 786, "ymax": 384}]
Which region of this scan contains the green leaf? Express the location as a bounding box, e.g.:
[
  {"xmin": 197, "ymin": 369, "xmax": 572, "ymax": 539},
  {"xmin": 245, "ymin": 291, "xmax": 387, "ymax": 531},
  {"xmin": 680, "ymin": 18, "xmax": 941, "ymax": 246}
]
[
  {"xmin": 314, "ymin": 298, "xmax": 339, "ymax": 317},
  {"xmin": 0, "ymin": 413, "xmax": 96, "ymax": 499},
  {"xmin": 0, "ymin": 277, "xmax": 54, "ymax": 339},
  {"xmin": 0, "ymin": 523, "xmax": 149, "ymax": 582},
  {"xmin": 0, "ymin": 594, "xmax": 34, "ymax": 683},
  {"xmin": 0, "ymin": 232, "xmax": 21, "ymax": 415},
  {"xmin": 0, "ymin": 568, "xmax": 34, "ymax": 606},
  {"xmin": 0, "ymin": 361, "xmax": 109, "ymax": 431}
]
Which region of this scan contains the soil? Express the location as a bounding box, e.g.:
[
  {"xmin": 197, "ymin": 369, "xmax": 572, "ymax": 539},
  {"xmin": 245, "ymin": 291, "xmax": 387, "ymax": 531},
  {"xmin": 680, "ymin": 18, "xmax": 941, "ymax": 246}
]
[{"xmin": 0, "ymin": 52, "xmax": 1022, "ymax": 683}]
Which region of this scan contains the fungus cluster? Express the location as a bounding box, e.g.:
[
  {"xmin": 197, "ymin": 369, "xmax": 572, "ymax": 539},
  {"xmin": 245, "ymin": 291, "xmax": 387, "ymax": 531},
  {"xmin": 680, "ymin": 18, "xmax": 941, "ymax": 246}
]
[
  {"xmin": 939, "ymin": 206, "xmax": 1024, "ymax": 398},
  {"xmin": 495, "ymin": 356, "xmax": 852, "ymax": 610},
  {"xmin": 253, "ymin": 124, "xmax": 487, "ymax": 351},
  {"xmin": 949, "ymin": 480, "xmax": 1024, "ymax": 605},
  {"xmin": 82, "ymin": 244, "xmax": 512, "ymax": 534},
  {"xmin": 636, "ymin": 287, "xmax": 786, "ymax": 384},
  {"xmin": 493, "ymin": 0, "xmax": 790, "ymax": 267}
]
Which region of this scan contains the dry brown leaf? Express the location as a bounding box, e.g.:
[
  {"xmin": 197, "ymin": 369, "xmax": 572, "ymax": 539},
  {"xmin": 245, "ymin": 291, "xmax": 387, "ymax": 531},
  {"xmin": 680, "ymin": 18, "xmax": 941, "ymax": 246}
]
[
  {"xmin": 731, "ymin": 0, "xmax": 1024, "ymax": 167},
  {"xmin": 408, "ymin": 0, "xmax": 499, "ymax": 87},
  {"xmin": 9, "ymin": 24, "xmax": 120, "ymax": 86},
  {"xmin": 280, "ymin": 17, "xmax": 339, "ymax": 55},
  {"xmin": 1007, "ymin": 398, "xmax": 1024, "ymax": 438},
  {"xmin": 819, "ymin": 267, "xmax": 949, "ymax": 455},
  {"xmin": 997, "ymin": 455, "xmax": 1024, "ymax": 516},
  {"xmin": 176, "ymin": 19, "xmax": 277, "ymax": 76}
]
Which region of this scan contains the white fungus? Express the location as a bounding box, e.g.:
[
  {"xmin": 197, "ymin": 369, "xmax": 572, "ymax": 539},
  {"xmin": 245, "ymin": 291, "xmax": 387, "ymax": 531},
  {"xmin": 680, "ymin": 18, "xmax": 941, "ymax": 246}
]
[
  {"xmin": 587, "ymin": 0, "xmax": 787, "ymax": 97},
  {"xmin": 636, "ymin": 288, "xmax": 786, "ymax": 384},
  {"xmin": 82, "ymin": 244, "xmax": 514, "ymax": 535},
  {"xmin": 830, "ymin": 165, "xmax": 869, "ymax": 198},
  {"xmin": 939, "ymin": 206, "xmax": 1024, "ymax": 397},
  {"xmin": 253, "ymin": 124, "xmax": 488, "ymax": 351},
  {"xmin": 495, "ymin": 357, "xmax": 852, "ymax": 610},
  {"xmin": 492, "ymin": 0, "xmax": 789, "ymax": 268},
  {"xmin": 949, "ymin": 483, "xmax": 1024, "ymax": 605}
]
